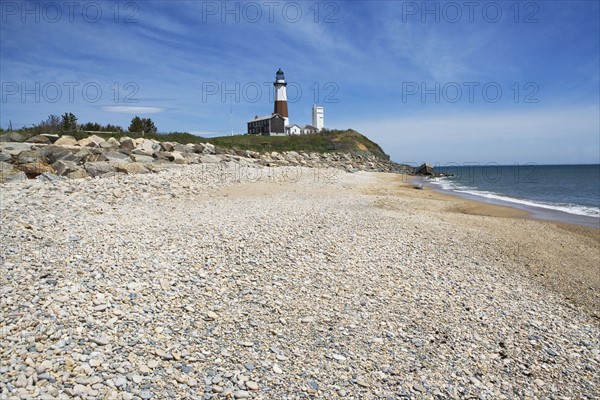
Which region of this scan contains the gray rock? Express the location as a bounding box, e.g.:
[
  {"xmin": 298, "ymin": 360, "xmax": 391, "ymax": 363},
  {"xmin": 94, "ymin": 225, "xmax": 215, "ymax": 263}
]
[
  {"xmin": 130, "ymin": 154, "xmax": 155, "ymax": 163},
  {"xmin": 139, "ymin": 390, "xmax": 153, "ymax": 399},
  {"xmin": 41, "ymin": 134, "xmax": 60, "ymax": 143},
  {"xmin": 546, "ymin": 348, "xmax": 558, "ymax": 356},
  {"xmin": 0, "ymin": 142, "xmax": 34, "ymax": 156},
  {"xmin": 41, "ymin": 145, "xmax": 78, "ymax": 163},
  {"xmin": 173, "ymin": 143, "xmax": 192, "ymax": 153},
  {"xmin": 73, "ymin": 384, "xmax": 88, "ymax": 396},
  {"xmin": 120, "ymin": 137, "xmax": 136, "ymax": 151},
  {"xmin": 416, "ymin": 163, "xmax": 434, "ymax": 176},
  {"xmin": 104, "ymin": 151, "xmax": 130, "ymax": 163},
  {"xmin": 52, "ymin": 160, "xmax": 80, "ymax": 176},
  {"xmin": 85, "ymin": 153, "xmax": 109, "ymax": 163},
  {"xmin": 100, "ymin": 137, "xmax": 120, "ymax": 148},
  {"xmin": 90, "ymin": 335, "xmax": 110, "ymax": 345},
  {"xmin": 413, "ymin": 383, "xmax": 426, "ymax": 392},
  {"xmin": 36, "ymin": 172, "xmax": 62, "ymax": 182},
  {"xmin": 74, "ymin": 147, "xmax": 92, "ymax": 159},
  {"xmin": 78, "ymin": 135, "xmax": 106, "ymax": 147},
  {"xmin": 200, "ymin": 155, "xmax": 222, "ymax": 163},
  {"xmin": 113, "ymin": 375, "xmax": 127, "ymax": 387},
  {"xmin": 199, "ymin": 143, "xmax": 215, "ymax": 154},
  {"xmin": 0, "ymin": 131, "xmax": 26, "ymax": 142},
  {"xmin": 160, "ymin": 142, "xmax": 175, "ymax": 152},
  {"xmin": 26, "ymin": 134, "xmax": 51, "ymax": 144},
  {"xmin": 17, "ymin": 150, "xmax": 46, "ymax": 164},
  {"xmin": 2, "ymin": 170, "xmax": 27, "ymax": 183},
  {"xmin": 171, "ymin": 151, "xmax": 187, "ymax": 163},
  {"xmin": 85, "ymin": 162, "xmax": 116, "ymax": 177}
]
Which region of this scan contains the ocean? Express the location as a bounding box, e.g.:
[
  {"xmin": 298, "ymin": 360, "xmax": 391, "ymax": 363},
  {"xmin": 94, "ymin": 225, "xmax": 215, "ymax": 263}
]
[{"xmin": 424, "ymin": 164, "xmax": 600, "ymax": 227}]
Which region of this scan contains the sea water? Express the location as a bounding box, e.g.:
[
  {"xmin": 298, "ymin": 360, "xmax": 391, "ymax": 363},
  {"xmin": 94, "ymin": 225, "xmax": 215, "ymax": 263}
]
[{"xmin": 426, "ymin": 164, "xmax": 600, "ymax": 226}]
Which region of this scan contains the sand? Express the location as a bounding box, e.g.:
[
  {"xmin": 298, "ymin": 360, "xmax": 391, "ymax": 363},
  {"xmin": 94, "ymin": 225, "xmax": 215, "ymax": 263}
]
[{"xmin": 366, "ymin": 173, "xmax": 600, "ymax": 322}]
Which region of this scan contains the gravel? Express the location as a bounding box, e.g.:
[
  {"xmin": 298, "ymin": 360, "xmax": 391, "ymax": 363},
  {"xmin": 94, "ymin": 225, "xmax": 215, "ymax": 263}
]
[{"xmin": 1, "ymin": 163, "xmax": 598, "ymax": 399}]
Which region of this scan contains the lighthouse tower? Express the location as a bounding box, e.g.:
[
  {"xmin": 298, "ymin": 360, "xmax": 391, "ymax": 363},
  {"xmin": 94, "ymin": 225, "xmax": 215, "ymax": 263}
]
[{"xmin": 273, "ymin": 68, "xmax": 289, "ymax": 126}]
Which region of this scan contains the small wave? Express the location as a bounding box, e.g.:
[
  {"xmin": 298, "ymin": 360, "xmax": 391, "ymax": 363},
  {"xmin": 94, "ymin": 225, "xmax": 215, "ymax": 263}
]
[
  {"xmin": 428, "ymin": 179, "xmax": 600, "ymax": 218},
  {"xmin": 457, "ymin": 190, "xmax": 600, "ymax": 218},
  {"xmin": 429, "ymin": 177, "xmax": 471, "ymax": 192}
]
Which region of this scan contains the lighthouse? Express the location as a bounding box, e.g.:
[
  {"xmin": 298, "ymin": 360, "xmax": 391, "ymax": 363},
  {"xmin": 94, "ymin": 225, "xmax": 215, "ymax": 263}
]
[{"xmin": 273, "ymin": 68, "xmax": 289, "ymax": 126}]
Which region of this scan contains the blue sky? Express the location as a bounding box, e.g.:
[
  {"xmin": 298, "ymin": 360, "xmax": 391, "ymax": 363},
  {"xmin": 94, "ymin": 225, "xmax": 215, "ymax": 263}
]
[{"xmin": 1, "ymin": 0, "xmax": 599, "ymax": 164}]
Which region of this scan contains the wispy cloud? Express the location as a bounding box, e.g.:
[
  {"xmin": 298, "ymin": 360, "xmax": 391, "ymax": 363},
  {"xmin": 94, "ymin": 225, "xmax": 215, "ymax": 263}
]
[{"xmin": 1, "ymin": 1, "xmax": 598, "ymax": 163}]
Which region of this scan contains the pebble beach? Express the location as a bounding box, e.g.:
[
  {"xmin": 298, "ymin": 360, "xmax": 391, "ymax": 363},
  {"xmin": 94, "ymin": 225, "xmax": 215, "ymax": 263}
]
[{"xmin": 1, "ymin": 164, "xmax": 599, "ymax": 399}]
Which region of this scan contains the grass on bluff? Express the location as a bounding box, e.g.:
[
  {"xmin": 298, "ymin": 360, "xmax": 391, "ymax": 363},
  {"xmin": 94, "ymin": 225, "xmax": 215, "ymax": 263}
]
[{"xmin": 207, "ymin": 129, "xmax": 389, "ymax": 159}]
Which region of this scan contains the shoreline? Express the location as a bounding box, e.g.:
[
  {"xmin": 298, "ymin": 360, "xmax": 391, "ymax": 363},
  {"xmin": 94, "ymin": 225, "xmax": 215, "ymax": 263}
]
[
  {"xmin": 380, "ymin": 173, "xmax": 600, "ymax": 322},
  {"xmin": 412, "ymin": 176, "xmax": 600, "ymax": 229}
]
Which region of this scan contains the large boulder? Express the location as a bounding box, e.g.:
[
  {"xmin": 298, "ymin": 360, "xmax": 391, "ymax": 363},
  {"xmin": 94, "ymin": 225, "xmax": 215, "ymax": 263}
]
[
  {"xmin": 193, "ymin": 143, "xmax": 215, "ymax": 154},
  {"xmin": 154, "ymin": 151, "xmax": 186, "ymax": 163},
  {"xmin": 182, "ymin": 153, "xmax": 201, "ymax": 164},
  {"xmin": 74, "ymin": 148, "xmax": 91, "ymax": 159},
  {"xmin": 78, "ymin": 135, "xmax": 105, "ymax": 147},
  {"xmin": 2, "ymin": 170, "xmax": 27, "ymax": 183},
  {"xmin": 160, "ymin": 142, "xmax": 175, "ymax": 152},
  {"xmin": 199, "ymin": 155, "xmax": 223, "ymax": 163},
  {"xmin": 416, "ymin": 163, "xmax": 434, "ymax": 176},
  {"xmin": 192, "ymin": 144, "xmax": 205, "ymax": 154},
  {"xmin": 85, "ymin": 162, "xmax": 116, "ymax": 177},
  {"xmin": 132, "ymin": 139, "xmax": 160, "ymax": 156},
  {"xmin": 54, "ymin": 135, "xmax": 78, "ymax": 146},
  {"xmin": 171, "ymin": 151, "xmax": 187, "ymax": 164},
  {"xmin": 25, "ymin": 134, "xmax": 50, "ymax": 144},
  {"xmin": 66, "ymin": 169, "xmax": 89, "ymax": 179},
  {"xmin": 154, "ymin": 151, "xmax": 173, "ymax": 162},
  {"xmin": 52, "ymin": 160, "xmax": 80, "ymax": 176},
  {"xmin": 19, "ymin": 162, "xmax": 55, "ymax": 177},
  {"xmin": 119, "ymin": 137, "xmax": 136, "ymax": 151},
  {"xmin": 85, "ymin": 153, "xmax": 109, "ymax": 162},
  {"xmin": 16, "ymin": 150, "xmax": 46, "ymax": 165},
  {"xmin": 41, "ymin": 145, "xmax": 78, "ymax": 163},
  {"xmin": 0, "ymin": 132, "xmax": 26, "ymax": 142},
  {"xmin": 0, "ymin": 152, "xmax": 11, "ymax": 162},
  {"xmin": 41, "ymin": 134, "xmax": 60, "ymax": 143},
  {"xmin": 130, "ymin": 154, "xmax": 155, "ymax": 163},
  {"xmin": 172, "ymin": 143, "xmax": 194, "ymax": 153},
  {"xmin": 36, "ymin": 172, "xmax": 62, "ymax": 183},
  {"xmin": 100, "ymin": 137, "xmax": 120, "ymax": 148},
  {"xmin": 0, "ymin": 143, "xmax": 33, "ymax": 156},
  {"xmin": 104, "ymin": 151, "xmax": 130, "ymax": 163},
  {"xmin": 114, "ymin": 162, "xmax": 149, "ymax": 174},
  {"xmin": 0, "ymin": 161, "xmax": 26, "ymax": 183},
  {"xmin": 213, "ymin": 145, "xmax": 228, "ymax": 155},
  {"xmin": 203, "ymin": 143, "xmax": 216, "ymax": 154}
]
